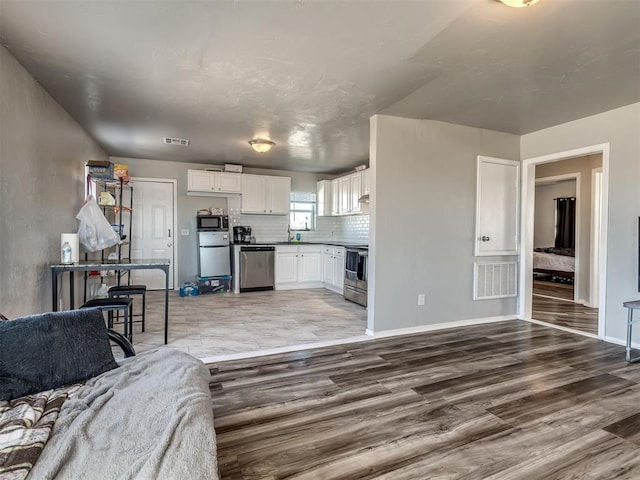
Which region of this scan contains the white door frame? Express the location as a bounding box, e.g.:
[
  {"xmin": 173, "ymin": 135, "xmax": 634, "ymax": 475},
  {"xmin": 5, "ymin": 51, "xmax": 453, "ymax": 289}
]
[
  {"xmin": 131, "ymin": 177, "xmax": 179, "ymax": 289},
  {"xmin": 519, "ymin": 143, "xmax": 610, "ymax": 339},
  {"xmin": 590, "ymin": 168, "xmax": 603, "ymax": 309},
  {"xmin": 534, "ymin": 173, "xmax": 581, "ymax": 304}
]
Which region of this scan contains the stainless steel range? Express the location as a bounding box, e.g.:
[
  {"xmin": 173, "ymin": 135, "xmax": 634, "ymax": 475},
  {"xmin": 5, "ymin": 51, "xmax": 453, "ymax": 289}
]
[{"xmin": 344, "ymin": 247, "xmax": 368, "ymax": 307}]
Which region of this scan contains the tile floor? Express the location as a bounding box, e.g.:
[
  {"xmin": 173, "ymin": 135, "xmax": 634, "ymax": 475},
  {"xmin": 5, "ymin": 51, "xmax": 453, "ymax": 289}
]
[{"xmin": 122, "ymin": 288, "xmax": 367, "ymax": 359}]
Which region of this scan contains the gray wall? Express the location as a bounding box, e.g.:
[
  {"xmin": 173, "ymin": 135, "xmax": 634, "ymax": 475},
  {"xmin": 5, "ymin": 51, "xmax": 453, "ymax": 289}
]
[
  {"xmin": 111, "ymin": 156, "xmax": 330, "ymax": 284},
  {"xmin": 369, "ymin": 115, "xmax": 520, "ymax": 333},
  {"xmin": 0, "ymin": 45, "xmax": 108, "ymax": 317},
  {"xmin": 535, "ymin": 154, "xmax": 602, "ymax": 303},
  {"xmin": 521, "ymin": 102, "xmax": 640, "ymax": 343},
  {"xmin": 534, "ymin": 180, "xmax": 576, "ymax": 249}
]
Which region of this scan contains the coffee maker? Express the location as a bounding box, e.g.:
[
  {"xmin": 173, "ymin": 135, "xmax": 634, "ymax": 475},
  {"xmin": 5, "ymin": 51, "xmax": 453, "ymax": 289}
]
[{"xmin": 233, "ymin": 226, "xmax": 252, "ymax": 244}]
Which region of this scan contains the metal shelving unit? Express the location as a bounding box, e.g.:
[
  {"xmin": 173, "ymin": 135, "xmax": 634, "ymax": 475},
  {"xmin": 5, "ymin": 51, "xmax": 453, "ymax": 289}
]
[{"xmin": 83, "ymin": 176, "xmax": 134, "ymax": 302}]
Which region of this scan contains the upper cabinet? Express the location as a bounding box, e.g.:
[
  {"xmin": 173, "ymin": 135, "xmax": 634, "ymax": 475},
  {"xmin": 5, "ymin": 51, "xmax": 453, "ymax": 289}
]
[
  {"xmin": 317, "ymin": 180, "xmax": 332, "ymax": 217},
  {"xmin": 241, "ymin": 174, "xmax": 291, "ymax": 215},
  {"xmin": 188, "ymin": 170, "xmax": 241, "ymax": 194},
  {"xmin": 362, "ymin": 168, "xmax": 370, "ymax": 196},
  {"xmin": 330, "ymin": 178, "xmax": 340, "ymax": 216},
  {"xmin": 317, "ymin": 168, "xmax": 369, "ymax": 216}
]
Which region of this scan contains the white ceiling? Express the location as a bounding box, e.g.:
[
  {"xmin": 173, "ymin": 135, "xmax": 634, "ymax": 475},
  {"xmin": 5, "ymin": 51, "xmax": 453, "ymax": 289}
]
[{"xmin": 1, "ymin": 0, "xmax": 639, "ymax": 173}]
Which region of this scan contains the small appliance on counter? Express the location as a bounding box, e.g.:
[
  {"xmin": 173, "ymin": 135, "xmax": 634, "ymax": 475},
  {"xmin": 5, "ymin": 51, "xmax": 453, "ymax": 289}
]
[
  {"xmin": 196, "ymin": 214, "xmax": 228, "ymax": 231},
  {"xmin": 233, "ymin": 226, "xmax": 252, "ymax": 244}
]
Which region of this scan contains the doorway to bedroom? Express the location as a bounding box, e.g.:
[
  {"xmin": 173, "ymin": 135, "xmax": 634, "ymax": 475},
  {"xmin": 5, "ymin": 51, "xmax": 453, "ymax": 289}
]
[{"xmin": 522, "ymin": 148, "xmax": 606, "ymax": 337}]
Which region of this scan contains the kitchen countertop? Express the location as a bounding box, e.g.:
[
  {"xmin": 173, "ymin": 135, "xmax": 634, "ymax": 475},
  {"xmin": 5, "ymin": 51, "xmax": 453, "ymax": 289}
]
[{"xmin": 232, "ymin": 241, "xmax": 368, "ymax": 248}]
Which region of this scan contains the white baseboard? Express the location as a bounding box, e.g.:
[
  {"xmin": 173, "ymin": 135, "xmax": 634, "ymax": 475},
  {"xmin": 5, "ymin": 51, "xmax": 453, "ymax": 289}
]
[
  {"xmin": 275, "ymin": 282, "xmax": 324, "ymax": 291},
  {"xmin": 198, "ymin": 334, "xmax": 371, "ymax": 364},
  {"xmin": 525, "ymin": 317, "xmax": 600, "ymax": 339},
  {"xmin": 325, "ymin": 284, "xmax": 343, "ymax": 295},
  {"xmin": 603, "ymin": 335, "xmax": 640, "ymax": 351},
  {"xmin": 365, "ymin": 315, "xmax": 515, "ymax": 338}
]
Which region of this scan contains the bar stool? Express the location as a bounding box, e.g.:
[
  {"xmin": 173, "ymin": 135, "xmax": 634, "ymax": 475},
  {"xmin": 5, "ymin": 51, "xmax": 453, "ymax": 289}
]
[
  {"xmin": 624, "ymin": 300, "xmax": 640, "ymax": 363},
  {"xmin": 108, "ymin": 285, "xmax": 147, "ymax": 332},
  {"xmin": 81, "ymin": 298, "xmax": 134, "ymax": 342}
]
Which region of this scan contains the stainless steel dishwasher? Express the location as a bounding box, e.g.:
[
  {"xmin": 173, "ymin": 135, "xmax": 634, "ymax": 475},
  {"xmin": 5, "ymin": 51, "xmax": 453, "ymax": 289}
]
[{"xmin": 240, "ymin": 246, "xmax": 275, "ymax": 292}]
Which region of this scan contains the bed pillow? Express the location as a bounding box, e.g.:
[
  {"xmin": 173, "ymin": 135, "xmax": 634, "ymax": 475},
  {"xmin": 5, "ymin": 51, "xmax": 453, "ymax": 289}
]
[{"xmin": 0, "ymin": 309, "xmax": 118, "ymax": 401}]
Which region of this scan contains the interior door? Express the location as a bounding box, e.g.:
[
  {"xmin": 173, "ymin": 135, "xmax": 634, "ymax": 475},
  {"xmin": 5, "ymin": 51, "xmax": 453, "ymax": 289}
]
[
  {"xmin": 475, "ymin": 156, "xmax": 520, "ymax": 256},
  {"xmin": 130, "ymin": 180, "xmax": 175, "ymax": 289}
]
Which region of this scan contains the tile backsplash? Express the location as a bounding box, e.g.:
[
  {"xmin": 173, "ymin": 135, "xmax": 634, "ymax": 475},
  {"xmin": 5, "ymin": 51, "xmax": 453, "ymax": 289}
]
[{"xmin": 227, "ymin": 196, "xmax": 369, "ymax": 243}]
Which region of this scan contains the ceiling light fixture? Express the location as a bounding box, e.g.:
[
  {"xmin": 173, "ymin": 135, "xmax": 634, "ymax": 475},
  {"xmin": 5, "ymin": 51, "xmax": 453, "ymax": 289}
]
[
  {"xmin": 498, "ymin": 0, "xmax": 539, "ymax": 7},
  {"xmin": 249, "ymin": 139, "xmax": 275, "ymax": 153}
]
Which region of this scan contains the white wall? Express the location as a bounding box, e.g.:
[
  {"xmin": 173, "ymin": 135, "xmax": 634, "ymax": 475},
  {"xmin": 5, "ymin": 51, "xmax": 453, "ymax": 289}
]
[
  {"xmin": 0, "ymin": 46, "xmax": 108, "ymax": 316},
  {"xmin": 521, "ymin": 103, "xmax": 640, "ymax": 343},
  {"xmin": 534, "ymin": 180, "xmax": 576, "ymax": 248},
  {"xmin": 369, "ymin": 115, "xmax": 520, "ymax": 333}
]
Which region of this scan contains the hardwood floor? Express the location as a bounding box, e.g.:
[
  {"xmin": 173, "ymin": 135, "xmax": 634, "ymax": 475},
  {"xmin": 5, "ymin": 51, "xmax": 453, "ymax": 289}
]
[
  {"xmin": 533, "ymin": 279, "xmax": 574, "ymax": 301},
  {"xmin": 208, "ymin": 320, "xmax": 640, "ymax": 479},
  {"xmin": 532, "ymin": 281, "xmax": 598, "ymax": 335}
]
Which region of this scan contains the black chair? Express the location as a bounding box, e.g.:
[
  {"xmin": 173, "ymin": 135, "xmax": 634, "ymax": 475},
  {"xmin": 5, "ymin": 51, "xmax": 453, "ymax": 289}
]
[
  {"xmin": 80, "ymin": 298, "xmax": 134, "ymax": 342},
  {"xmin": 108, "ymin": 285, "xmax": 147, "ymax": 332}
]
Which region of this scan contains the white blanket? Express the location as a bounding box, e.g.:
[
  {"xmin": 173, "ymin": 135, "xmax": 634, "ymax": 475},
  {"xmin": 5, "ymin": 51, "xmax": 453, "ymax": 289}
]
[
  {"xmin": 29, "ymin": 348, "xmax": 218, "ymax": 480},
  {"xmin": 533, "ymin": 251, "xmax": 575, "ymax": 272}
]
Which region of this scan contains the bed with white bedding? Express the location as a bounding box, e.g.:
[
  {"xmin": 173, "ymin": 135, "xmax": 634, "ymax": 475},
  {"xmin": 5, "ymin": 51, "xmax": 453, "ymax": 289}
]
[{"xmin": 533, "ymin": 247, "xmax": 575, "ymax": 278}]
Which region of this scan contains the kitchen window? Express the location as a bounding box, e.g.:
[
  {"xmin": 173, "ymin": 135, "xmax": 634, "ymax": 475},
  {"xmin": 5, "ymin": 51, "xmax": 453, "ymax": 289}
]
[{"xmin": 290, "ymin": 192, "xmax": 316, "ymax": 231}]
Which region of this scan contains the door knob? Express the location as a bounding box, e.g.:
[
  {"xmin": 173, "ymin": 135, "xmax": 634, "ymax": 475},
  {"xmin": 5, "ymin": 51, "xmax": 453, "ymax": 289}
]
[
  {"xmin": 481, "ymin": 236, "xmax": 490, "ymax": 242},
  {"xmin": 167, "ymin": 242, "xmax": 173, "ymax": 247}
]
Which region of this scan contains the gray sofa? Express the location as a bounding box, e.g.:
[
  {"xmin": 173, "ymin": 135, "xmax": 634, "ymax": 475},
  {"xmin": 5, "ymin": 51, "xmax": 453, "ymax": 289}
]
[{"xmin": 0, "ymin": 310, "xmax": 219, "ymax": 479}]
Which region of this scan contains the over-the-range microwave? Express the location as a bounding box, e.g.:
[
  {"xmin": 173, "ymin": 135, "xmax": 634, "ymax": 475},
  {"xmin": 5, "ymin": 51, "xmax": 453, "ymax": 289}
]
[{"xmin": 197, "ymin": 215, "xmax": 229, "ymax": 230}]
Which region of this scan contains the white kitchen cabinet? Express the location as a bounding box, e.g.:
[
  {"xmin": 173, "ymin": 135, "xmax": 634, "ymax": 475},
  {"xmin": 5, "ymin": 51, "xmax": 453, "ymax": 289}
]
[
  {"xmin": 317, "ymin": 180, "xmax": 332, "ymax": 217},
  {"xmin": 268, "ymin": 176, "xmax": 291, "ymax": 214},
  {"xmin": 216, "ymin": 172, "xmax": 242, "ymax": 193},
  {"xmin": 362, "ymin": 168, "xmax": 370, "ymax": 196},
  {"xmin": 187, "ymin": 169, "xmax": 241, "ymax": 194},
  {"xmin": 275, "ymin": 248, "xmax": 298, "ymax": 284},
  {"xmin": 241, "ymin": 174, "xmax": 291, "ymax": 215},
  {"xmin": 299, "ymin": 247, "xmax": 322, "ymax": 282},
  {"xmin": 339, "ymin": 176, "xmax": 351, "ymax": 214},
  {"xmin": 325, "ymin": 170, "xmax": 368, "ymax": 216},
  {"xmin": 275, "ymin": 245, "xmax": 323, "ymax": 289},
  {"xmin": 331, "ymin": 179, "xmax": 340, "ymax": 216},
  {"xmin": 335, "ymin": 247, "xmax": 345, "ymax": 290},
  {"xmin": 349, "ymin": 172, "xmax": 362, "ymax": 214},
  {"xmin": 322, "ymin": 245, "xmax": 345, "ymax": 293}
]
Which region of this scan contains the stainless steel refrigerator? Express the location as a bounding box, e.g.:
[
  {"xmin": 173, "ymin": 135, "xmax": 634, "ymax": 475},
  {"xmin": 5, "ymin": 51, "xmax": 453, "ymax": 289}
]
[{"xmin": 198, "ymin": 231, "xmax": 230, "ymax": 277}]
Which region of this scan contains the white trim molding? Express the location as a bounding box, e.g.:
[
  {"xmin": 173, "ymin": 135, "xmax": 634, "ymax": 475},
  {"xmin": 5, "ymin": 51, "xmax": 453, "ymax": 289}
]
[
  {"xmin": 366, "ymin": 315, "xmax": 516, "ymax": 338},
  {"xmin": 518, "ymin": 143, "xmax": 610, "ymax": 340}
]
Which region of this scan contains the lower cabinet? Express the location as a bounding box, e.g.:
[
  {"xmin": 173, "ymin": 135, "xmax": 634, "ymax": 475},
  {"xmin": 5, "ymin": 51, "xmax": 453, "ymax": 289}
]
[
  {"xmin": 275, "ymin": 244, "xmax": 345, "ymax": 292},
  {"xmin": 322, "ymin": 246, "xmax": 345, "ymax": 294},
  {"xmin": 275, "ymin": 245, "xmax": 323, "ymax": 289}
]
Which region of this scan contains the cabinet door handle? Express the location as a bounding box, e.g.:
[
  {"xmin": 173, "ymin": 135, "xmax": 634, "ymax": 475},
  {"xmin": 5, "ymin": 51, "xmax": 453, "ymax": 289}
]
[{"xmin": 481, "ymin": 236, "xmax": 490, "ymax": 242}]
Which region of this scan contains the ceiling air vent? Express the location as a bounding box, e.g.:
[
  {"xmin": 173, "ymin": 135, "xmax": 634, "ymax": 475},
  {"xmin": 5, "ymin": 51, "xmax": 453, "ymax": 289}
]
[{"xmin": 163, "ymin": 137, "xmax": 190, "ymax": 146}]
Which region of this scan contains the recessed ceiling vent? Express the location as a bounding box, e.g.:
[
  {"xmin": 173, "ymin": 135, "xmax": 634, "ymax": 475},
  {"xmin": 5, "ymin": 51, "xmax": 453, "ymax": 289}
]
[{"xmin": 163, "ymin": 137, "xmax": 190, "ymax": 146}]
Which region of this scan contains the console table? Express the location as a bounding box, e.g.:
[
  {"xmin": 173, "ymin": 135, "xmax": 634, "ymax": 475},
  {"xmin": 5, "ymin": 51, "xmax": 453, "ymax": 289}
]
[
  {"xmin": 51, "ymin": 259, "xmax": 171, "ymax": 344},
  {"xmin": 624, "ymin": 300, "xmax": 640, "ymax": 363}
]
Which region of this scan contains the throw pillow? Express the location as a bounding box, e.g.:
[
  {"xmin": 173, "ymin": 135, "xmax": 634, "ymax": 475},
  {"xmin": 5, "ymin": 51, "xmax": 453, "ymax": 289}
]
[{"xmin": 0, "ymin": 309, "xmax": 118, "ymax": 401}]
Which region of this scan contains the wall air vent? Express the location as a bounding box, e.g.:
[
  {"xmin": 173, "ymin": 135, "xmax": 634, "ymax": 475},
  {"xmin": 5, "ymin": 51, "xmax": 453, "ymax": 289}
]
[
  {"xmin": 163, "ymin": 137, "xmax": 190, "ymax": 146},
  {"xmin": 474, "ymin": 261, "xmax": 517, "ymax": 300}
]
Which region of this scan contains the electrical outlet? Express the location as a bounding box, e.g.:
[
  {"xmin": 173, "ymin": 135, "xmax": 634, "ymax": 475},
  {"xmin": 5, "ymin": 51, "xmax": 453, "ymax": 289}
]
[
  {"xmin": 417, "ymin": 294, "xmax": 426, "ymax": 306},
  {"xmin": 181, "ymin": 229, "xmax": 189, "ymax": 236}
]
